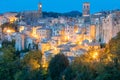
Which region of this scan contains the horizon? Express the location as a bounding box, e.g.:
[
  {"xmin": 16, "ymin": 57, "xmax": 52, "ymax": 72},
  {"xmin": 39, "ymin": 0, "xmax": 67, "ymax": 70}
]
[
  {"xmin": 0, "ymin": 9, "xmax": 120, "ymax": 14},
  {"xmin": 0, "ymin": 0, "xmax": 120, "ymax": 14}
]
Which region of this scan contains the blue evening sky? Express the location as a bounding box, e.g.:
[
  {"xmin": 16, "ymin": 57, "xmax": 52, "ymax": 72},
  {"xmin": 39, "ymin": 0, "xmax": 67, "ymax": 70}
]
[{"xmin": 0, "ymin": 0, "xmax": 120, "ymax": 13}]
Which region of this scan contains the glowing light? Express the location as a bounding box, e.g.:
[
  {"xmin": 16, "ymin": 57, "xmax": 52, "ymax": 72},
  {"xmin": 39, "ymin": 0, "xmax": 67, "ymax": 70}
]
[
  {"xmin": 19, "ymin": 26, "xmax": 24, "ymax": 32},
  {"xmin": 39, "ymin": 5, "xmax": 42, "ymax": 8},
  {"xmin": 75, "ymin": 30, "xmax": 78, "ymax": 33},
  {"xmin": 67, "ymin": 36, "xmax": 70, "ymax": 40},
  {"xmin": 77, "ymin": 41, "xmax": 82, "ymax": 45},
  {"xmin": 34, "ymin": 35, "xmax": 38, "ymax": 38},
  {"xmin": 55, "ymin": 47, "xmax": 57, "ymax": 50},
  {"xmin": 92, "ymin": 52, "xmax": 98, "ymax": 59},
  {"xmin": 6, "ymin": 30, "xmax": 11, "ymax": 33},
  {"xmin": 4, "ymin": 28, "xmax": 15, "ymax": 34},
  {"xmin": 31, "ymin": 27, "xmax": 39, "ymax": 39},
  {"xmin": 64, "ymin": 36, "xmax": 70, "ymax": 41}
]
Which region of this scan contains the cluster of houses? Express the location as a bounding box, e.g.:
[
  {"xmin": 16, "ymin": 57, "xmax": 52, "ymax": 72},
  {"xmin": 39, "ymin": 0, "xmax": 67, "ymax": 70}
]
[{"xmin": 0, "ymin": 3, "xmax": 120, "ymax": 63}]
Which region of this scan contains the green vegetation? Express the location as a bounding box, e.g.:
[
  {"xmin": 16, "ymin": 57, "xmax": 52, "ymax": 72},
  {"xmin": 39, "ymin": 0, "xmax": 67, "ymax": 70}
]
[
  {"xmin": 61, "ymin": 32, "xmax": 120, "ymax": 80},
  {"xmin": 2, "ymin": 39, "xmax": 15, "ymax": 48},
  {"xmin": 48, "ymin": 54, "xmax": 69, "ymax": 80},
  {"xmin": 0, "ymin": 45, "xmax": 20, "ymax": 80},
  {"xmin": 106, "ymin": 32, "xmax": 120, "ymax": 54},
  {"xmin": 21, "ymin": 50, "xmax": 42, "ymax": 70},
  {"xmin": 0, "ymin": 32, "xmax": 120, "ymax": 80},
  {"xmin": 0, "ymin": 45, "xmax": 47, "ymax": 80}
]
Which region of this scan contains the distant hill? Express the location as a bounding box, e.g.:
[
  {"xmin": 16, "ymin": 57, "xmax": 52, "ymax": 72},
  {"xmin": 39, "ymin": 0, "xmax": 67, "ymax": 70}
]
[
  {"xmin": 16, "ymin": 11, "xmax": 82, "ymax": 25},
  {"xmin": 43, "ymin": 11, "xmax": 82, "ymax": 18}
]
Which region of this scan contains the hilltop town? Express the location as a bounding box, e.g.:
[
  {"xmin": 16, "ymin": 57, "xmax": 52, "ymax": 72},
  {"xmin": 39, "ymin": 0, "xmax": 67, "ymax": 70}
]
[{"xmin": 0, "ymin": 2, "xmax": 120, "ymax": 80}]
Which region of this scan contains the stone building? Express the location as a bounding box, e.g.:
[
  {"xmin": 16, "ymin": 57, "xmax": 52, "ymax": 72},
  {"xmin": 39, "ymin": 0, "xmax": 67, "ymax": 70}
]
[
  {"xmin": 15, "ymin": 33, "xmax": 25, "ymax": 51},
  {"xmin": 101, "ymin": 12, "xmax": 120, "ymax": 43}
]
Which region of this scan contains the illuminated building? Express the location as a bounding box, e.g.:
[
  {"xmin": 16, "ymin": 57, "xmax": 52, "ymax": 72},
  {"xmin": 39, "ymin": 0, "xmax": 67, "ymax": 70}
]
[
  {"xmin": 91, "ymin": 17, "xmax": 102, "ymax": 42},
  {"xmin": 3, "ymin": 13, "xmax": 18, "ymax": 23},
  {"xmin": 19, "ymin": 26, "xmax": 25, "ymax": 32},
  {"xmin": 101, "ymin": 12, "xmax": 120, "ymax": 43},
  {"xmin": 74, "ymin": 25, "xmax": 79, "ymax": 33},
  {"xmin": 0, "ymin": 16, "xmax": 9, "ymax": 25},
  {"xmin": 38, "ymin": 41, "xmax": 51, "ymax": 54},
  {"xmin": 51, "ymin": 26, "xmax": 61, "ymax": 36},
  {"xmin": 90, "ymin": 25, "xmax": 96, "ymax": 41},
  {"xmin": 88, "ymin": 42, "xmax": 100, "ymax": 50},
  {"xmin": 3, "ymin": 28, "xmax": 15, "ymax": 35},
  {"xmin": 36, "ymin": 28, "xmax": 52, "ymax": 41}
]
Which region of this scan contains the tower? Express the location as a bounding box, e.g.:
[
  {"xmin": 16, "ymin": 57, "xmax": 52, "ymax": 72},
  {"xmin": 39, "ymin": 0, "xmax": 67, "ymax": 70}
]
[
  {"xmin": 83, "ymin": 2, "xmax": 90, "ymax": 17},
  {"xmin": 38, "ymin": 2, "xmax": 42, "ymax": 18}
]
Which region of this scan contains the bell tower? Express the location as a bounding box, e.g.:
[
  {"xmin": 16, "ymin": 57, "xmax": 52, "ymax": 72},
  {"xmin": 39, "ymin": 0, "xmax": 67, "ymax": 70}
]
[
  {"xmin": 38, "ymin": 2, "xmax": 42, "ymax": 17},
  {"xmin": 83, "ymin": 2, "xmax": 90, "ymax": 17}
]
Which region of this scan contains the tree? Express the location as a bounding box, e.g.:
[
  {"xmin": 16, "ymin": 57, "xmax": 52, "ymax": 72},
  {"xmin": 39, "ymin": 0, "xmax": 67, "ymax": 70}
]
[
  {"xmin": 62, "ymin": 40, "xmax": 120, "ymax": 80},
  {"xmin": 2, "ymin": 39, "xmax": 15, "ymax": 48},
  {"xmin": 0, "ymin": 45, "xmax": 20, "ymax": 80},
  {"xmin": 16, "ymin": 50, "xmax": 48, "ymax": 80},
  {"xmin": 68, "ymin": 54, "xmax": 99, "ymax": 80},
  {"xmin": 14, "ymin": 68, "xmax": 48, "ymax": 80},
  {"xmin": 107, "ymin": 32, "xmax": 120, "ymax": 54},
  {"xmin": 21, "ymin": 50, "xmax": 42, "ymax": 70},
  {"xmin": 63, "ymin": 66, "xmax": 76, "ymax": 80},
  {"xmin": 48, "ymin": 54, "xmax": 69, "ymax": 80}
]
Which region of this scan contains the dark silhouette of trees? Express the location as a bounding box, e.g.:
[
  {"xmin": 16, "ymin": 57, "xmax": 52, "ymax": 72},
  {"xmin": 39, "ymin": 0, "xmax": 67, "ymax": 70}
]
[{"xmin": 48, "ymin": 54, "xmax": 69, "ymax": 80}]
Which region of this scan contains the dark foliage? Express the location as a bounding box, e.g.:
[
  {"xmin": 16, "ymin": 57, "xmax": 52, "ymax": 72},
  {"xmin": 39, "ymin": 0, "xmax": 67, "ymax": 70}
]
[{"xmin": 48, "ymin": 54, "xmax": 69, "ymax": 80}]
